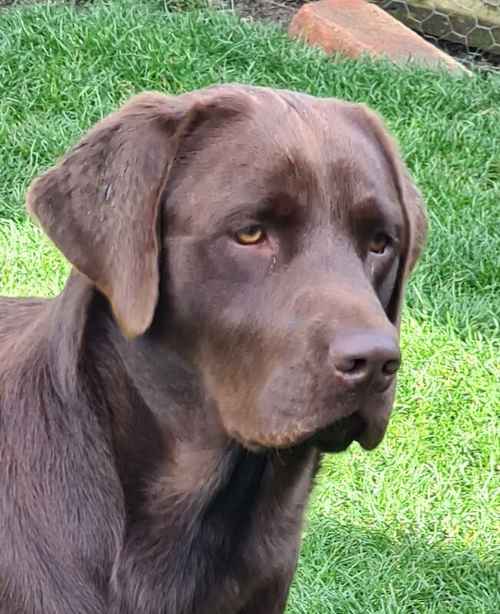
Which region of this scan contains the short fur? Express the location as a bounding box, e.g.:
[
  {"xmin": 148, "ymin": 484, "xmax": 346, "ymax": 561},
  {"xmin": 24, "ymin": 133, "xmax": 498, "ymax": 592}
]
[{"xmin": 0, "ymin": 84, "xmax": 427, "ymax": 614}]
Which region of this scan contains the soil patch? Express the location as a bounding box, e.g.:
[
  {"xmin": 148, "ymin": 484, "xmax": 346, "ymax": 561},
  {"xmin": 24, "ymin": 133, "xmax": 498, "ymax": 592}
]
[{"xmin": 216, "ymin": 0, "xmax": 304, "ymax": 28}]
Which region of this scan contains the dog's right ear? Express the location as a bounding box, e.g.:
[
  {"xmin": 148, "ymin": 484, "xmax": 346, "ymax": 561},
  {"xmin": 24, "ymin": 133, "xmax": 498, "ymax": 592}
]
[
  {"xmin": 27, "ymin": 89, "xmax": 249, "ymax": 338},
  {"xmin": 27, "ymin": 93, "xmax": 189, "ymax": 338}
]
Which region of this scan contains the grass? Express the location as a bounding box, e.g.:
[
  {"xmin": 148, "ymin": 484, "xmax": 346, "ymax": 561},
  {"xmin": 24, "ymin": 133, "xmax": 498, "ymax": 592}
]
[{"xmin": 0, "ymin": 1, "xmax": 499, "ymax": 612}]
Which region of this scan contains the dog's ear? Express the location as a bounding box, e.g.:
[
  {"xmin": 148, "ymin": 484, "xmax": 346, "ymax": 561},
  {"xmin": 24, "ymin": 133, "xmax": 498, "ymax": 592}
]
[
  {"xmin": 359, "ymin": 107, "xmax": 428, "ymax": 326},
  {"xmin": 386, "ymin": 141, "xmax": 427, "ymax": 327},
  {"xmin": 27, "ymin": 90, "xmax": 247, "ymax": 338},
  {"xmin": 27, "ymin": 93, "xmax": 186, "ymax": 338},
  {"xmin": 395, "ymin": 162, "xmax": 428, "ymax": 277}
]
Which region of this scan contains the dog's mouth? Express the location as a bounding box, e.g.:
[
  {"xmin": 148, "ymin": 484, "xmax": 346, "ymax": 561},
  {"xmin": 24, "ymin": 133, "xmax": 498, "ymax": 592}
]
[
  {"xmin": 308, "ymin": 412, "xmax": 366, "ymax": 453},
  {"xmin": 236, "ymin": 411, "xmax": 385, "ymax": 454}
]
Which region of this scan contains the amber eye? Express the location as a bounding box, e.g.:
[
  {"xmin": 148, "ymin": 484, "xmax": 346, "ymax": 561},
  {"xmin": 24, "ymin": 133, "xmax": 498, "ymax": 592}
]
[
  {"xmin": 369, "ymin": 233, "xmax": 390, "ymax": 254},
  {"xmin": 234, "ymin": 225, "xmax": 266, "ymax": 245}
]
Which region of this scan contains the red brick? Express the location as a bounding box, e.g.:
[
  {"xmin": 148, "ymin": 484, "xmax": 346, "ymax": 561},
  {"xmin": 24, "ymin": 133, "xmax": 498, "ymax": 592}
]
[{"xmin": 288, "ymin": 0, "xmax": 468, "ymax": 72}]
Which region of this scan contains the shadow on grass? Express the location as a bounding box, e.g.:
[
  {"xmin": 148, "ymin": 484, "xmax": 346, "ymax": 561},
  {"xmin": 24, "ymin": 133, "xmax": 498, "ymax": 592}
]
[{"xmin": 288, "ymin": 514, "xmax": 499, "ymax": 614}]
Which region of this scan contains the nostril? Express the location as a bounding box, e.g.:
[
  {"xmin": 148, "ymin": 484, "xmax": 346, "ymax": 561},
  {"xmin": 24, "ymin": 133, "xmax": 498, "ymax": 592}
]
[
  {"xmin": 340, "ymin": 357, "xmax": 367, "ymax": 375},
  {"xmin": 382, "ymin": 358, "xmax": 400, "ymax": 376}
]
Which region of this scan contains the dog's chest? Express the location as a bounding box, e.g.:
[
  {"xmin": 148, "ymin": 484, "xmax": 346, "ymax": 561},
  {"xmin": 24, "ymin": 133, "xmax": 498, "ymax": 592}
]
[
  {"xmin": 189, "ymin": 449, "xmax": 319, "ymax": 613},
  {"xmin": 115, "ymin": 448, "xmax": 318, "ymax": 613}
]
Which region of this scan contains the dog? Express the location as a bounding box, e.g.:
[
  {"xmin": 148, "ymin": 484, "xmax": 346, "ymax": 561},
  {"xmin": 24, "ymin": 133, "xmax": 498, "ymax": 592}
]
[{"xmin": 0, "ymin": 84, "xmax": 427, "ymax": 614}]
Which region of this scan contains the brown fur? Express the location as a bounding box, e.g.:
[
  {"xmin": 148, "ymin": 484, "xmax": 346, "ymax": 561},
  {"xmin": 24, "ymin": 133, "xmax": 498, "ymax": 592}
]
[{"xmin": 0, "ymin": 84, "xmax": 427, "ymax": 613}]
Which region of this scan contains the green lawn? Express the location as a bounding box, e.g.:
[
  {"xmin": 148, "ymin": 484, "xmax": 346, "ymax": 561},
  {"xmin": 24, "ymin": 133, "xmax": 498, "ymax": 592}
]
[{"xmin": 1, "ymin": 1, "xmax": 499, "ymax": 612}]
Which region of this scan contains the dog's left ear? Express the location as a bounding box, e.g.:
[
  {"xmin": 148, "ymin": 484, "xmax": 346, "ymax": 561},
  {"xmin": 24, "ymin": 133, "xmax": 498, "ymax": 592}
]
[
  {"xmin": 360, "ymin": 107, "xmax": 428, "ymax": 326},
  {"xmin": 27, "ymin": 90, "xmax": 248, "ymax": 338},
  {"xmin": 396, "ymin": 163, "xmax": 428, "ymax": 278},
  {"xmin": 387, "ymin": 141, "xmax": 428, "ymax": 327}
]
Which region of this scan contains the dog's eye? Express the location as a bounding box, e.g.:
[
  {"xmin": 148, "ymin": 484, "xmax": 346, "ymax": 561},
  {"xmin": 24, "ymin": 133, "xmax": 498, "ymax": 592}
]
[
  {"xmin": 369, "ymin": 233, "xmax": 390, "ymax": 254},
  {"xmin": 234, "ymin": 225, "xmax": 266, "ymax": 246}
]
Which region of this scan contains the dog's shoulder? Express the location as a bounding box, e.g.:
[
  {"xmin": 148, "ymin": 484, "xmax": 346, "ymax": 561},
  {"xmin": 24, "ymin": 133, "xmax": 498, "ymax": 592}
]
[
  {"xmin": 0, "ymin": 296, "xmax": 53, "ymax": 372},
  {"xmin": 0, "ymin": 295, "xmax": 51, "ymax": 330},
  {"xmin": 0, "ymin": 290, "xmax": 124, "ymax": 614}
]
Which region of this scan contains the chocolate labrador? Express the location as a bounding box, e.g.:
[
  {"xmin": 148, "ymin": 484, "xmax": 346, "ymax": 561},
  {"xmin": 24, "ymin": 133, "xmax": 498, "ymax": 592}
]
[{"xmin": 0, "ymin": 84, "xmax": 427, "ymax": 614}]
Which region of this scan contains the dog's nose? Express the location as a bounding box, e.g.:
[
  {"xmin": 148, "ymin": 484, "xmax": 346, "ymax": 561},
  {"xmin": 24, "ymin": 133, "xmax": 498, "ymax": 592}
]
[{"xmin": 331, "ymin": 331, "xmax": 401, "ymax": 389}]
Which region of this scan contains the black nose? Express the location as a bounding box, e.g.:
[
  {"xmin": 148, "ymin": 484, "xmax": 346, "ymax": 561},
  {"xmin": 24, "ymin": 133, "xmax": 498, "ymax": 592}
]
[{"xmin": 331, "ymin": 331, "xmax": 401, "ymax": 389}]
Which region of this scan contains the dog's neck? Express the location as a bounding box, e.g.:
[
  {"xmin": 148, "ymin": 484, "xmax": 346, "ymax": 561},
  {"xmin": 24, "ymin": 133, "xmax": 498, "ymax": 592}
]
[
  {"xmin": 45, "ymin": 274, "xmax": 318, "ymax": 610},
  {"xmin": 49, "ymin": 273, "xmax": 275, "ymax": 514}
]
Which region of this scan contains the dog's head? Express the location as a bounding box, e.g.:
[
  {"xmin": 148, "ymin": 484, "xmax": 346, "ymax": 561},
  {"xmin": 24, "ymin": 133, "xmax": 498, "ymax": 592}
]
[{"xmin": 27, "ymin": 84, "xmax": 427, "ymax": 453}]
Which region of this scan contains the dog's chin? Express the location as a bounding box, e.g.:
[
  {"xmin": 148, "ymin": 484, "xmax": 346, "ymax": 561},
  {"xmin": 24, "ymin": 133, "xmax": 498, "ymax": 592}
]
[
  {"xmin": 231, "ymin": 410, "xmax": 386, "ymax": 454},
  {"xmin": 308, "ymin": 413, "xmax": 366, "ymax": 453}
]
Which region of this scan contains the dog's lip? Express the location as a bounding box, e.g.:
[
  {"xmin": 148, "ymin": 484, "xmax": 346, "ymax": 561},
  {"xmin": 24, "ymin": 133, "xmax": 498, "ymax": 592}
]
[
  {"xmin": 354, "ymin": 425, "xmax": 386, "ymax": 451},
  {"xmin": 309, "ymin": 412, "xmax": 365, "ymax": 453}
]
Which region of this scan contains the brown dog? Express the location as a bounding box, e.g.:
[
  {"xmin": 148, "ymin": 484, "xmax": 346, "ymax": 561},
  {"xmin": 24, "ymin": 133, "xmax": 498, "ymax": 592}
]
[{"xmin": 0, "ymin": 84, "xmax": 426, "ymax": 614}]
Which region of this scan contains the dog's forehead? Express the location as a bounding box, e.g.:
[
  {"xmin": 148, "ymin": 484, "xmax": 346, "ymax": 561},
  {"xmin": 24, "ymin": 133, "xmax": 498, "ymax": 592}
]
[{"xmin": 169, "ymin": 86, "xmax": 400, "ymax": 231}]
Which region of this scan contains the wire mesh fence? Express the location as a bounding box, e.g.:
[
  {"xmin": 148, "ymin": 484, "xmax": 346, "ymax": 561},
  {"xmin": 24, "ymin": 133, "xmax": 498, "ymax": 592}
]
[{"xmin": 371, "ymin": 0, "xmax": 500, "ymax": 56}]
